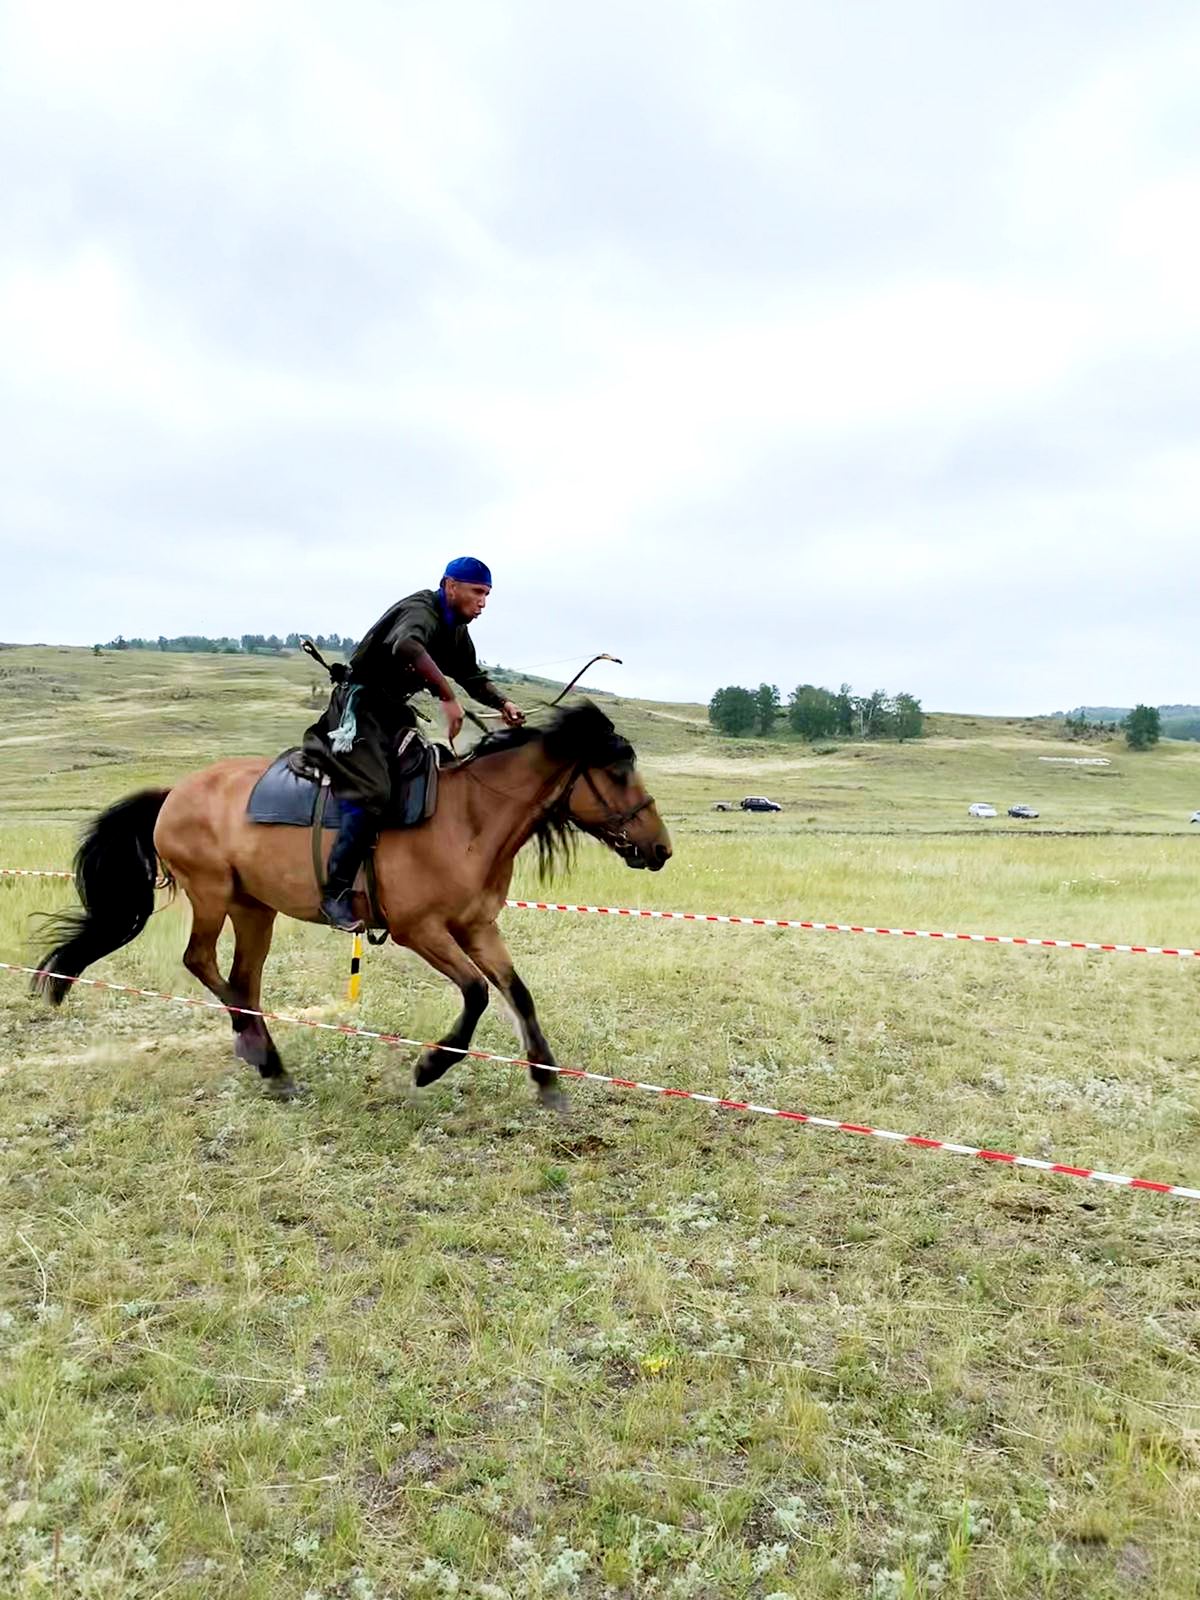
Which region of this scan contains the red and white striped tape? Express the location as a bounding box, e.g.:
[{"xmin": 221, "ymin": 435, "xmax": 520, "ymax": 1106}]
[
  {"xmin": 6, "ymin": 867, "xmax": 1199, "ymax": 962},
  {"xmin": 2, "ymin": 959, "xmax": 1196, "ymax": 1203},
  {"xmin": 503, "ymin": 900, "xmax": 1200, "ymax": 959}
]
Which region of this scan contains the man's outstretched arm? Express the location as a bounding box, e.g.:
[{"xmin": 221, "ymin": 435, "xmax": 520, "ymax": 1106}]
[{"xmin": 454, "ymin": 636, "xmax": 525, "ymax": 726}]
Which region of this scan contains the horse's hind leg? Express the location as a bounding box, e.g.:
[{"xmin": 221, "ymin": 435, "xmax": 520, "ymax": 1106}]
[
  {"xmin": 228, "ymin": 900, "xmax": 295, "ymax": 1097},
  {"xmin": 179, "ymin": 872, "xmax": 294, "ymax": 1099},
  {"xmin": 180, "ymin": 874, "xmax": 232, "ymax": 1000},
  {"xmin": 457, "ymin": 922, "xmax": 565, "ymax": 1109},
  {"xmin": 179, "ymin": 870, "xmax": 241, "ymax": 1049}
]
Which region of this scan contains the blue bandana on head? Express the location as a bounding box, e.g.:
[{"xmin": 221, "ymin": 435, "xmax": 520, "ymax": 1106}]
[{"xmin": 442, "ymin": 556, "xmax": 493, "ymax": 588}]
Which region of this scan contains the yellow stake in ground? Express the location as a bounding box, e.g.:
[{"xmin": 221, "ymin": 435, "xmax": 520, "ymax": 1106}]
[{"xmin": 347, "ymin": 932, "xmax": 362, "ymax": 1002}]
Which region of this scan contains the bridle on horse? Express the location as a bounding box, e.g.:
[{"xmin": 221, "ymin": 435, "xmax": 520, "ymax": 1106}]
[
  {"xmin": 461, "ymin": 732, "xmax": 657, "ymax": 857},
  {"xmin": 577, "ymin": 767, "xmax": 657, "ymax": 853}
]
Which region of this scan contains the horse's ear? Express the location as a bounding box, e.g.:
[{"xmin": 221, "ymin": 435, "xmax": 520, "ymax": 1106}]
[{"xmin": 541, "ymin": 701, "xmax": 615, "ymax": 764}]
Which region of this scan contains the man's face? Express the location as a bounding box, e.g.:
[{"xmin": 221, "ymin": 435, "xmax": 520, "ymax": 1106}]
[{"xmin": 444, "ymin": 579, "xmax": 490, "ymax": 622}]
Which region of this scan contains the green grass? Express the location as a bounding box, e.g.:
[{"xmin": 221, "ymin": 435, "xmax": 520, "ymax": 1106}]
[{"xmin": 2, "ymin": 647, "xmax": 1200, "ymax": 1598}]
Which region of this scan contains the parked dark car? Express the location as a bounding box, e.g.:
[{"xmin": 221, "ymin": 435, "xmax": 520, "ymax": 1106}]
[
  {"xmin": 741, "ymin": 796, "xmax": 782, "ymax": 813},
  {"xmin": 1008, "ymin": 804, "xmax": 1039, "ymax": 819}
]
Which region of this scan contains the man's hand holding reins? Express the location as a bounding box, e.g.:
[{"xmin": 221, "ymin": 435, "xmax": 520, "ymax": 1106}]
[
  {"xmin": 443, "ymin": 697, "xmax": 465, "ymax": 744},
  {"xmin": 500, "ymin": 701, "xmax": 525, "ymax": 728}
]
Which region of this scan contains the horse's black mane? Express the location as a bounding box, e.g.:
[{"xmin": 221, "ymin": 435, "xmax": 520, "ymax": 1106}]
[
  {"xmin": 468, "ymin": 699, "xmax": 633, "ymax": 766},
  {"xmin": 466, "ymin": 700, "xmax": 636, "ymax": 878}
]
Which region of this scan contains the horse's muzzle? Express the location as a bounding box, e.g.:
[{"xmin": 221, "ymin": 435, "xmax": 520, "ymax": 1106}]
[{"xmin": 623, "ymin": 840, "xmax": 670, "ymax": 872}]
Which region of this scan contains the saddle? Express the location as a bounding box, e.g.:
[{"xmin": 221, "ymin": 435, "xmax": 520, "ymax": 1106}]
[
  {"xmin": 246, "ymin": 734, "xmax": 442, "ymax": 939},
  {"xmin": 246, "ymin": 733, "xmax": 441, "ymax": 830}
]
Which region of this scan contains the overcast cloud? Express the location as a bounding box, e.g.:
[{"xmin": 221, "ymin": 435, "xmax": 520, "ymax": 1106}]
[{"xmin": 2, "ymin": 0, "xmax": 1198, "ymax": 712}]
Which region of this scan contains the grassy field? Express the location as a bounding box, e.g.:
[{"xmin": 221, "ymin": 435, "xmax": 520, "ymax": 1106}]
[{"xmin": 2, "ymin": 646, "xmax": 1200, "ymax": 1599}]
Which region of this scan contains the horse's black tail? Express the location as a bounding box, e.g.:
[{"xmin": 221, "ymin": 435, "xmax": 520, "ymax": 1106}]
[{"xmin": 31, "ymin": 789, "xmax": 174, "ymax": 1005}]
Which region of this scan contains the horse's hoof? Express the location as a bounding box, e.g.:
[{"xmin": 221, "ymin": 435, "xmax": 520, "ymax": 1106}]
[
  {"xmin": 264, "ymin": 1074, "xmax": 302, "ymax": 1101},
  {"xmin": 234, "ymin": 1033, "xmax": 267, "ymax": 1068},
  {"xmin": 414, "ymin": 1048, "xmax": 454, "ymax": 1088},
  {"xmin": 536, "ymin": 1083, "xmax": 570, "ymax": 1117},
  {"xmin": 370, "ymin": 1066, "xmax": 418, "ymax": 1105}
]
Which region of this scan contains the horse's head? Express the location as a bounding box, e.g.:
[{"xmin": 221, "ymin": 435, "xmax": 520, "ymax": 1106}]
[
  {"xmin": 566, "ymin": 748, "xmax": 672, "ymax": 872},
  {"xmin": 542, "ymin": 703, "xmax": 673, "ymax": 872}
]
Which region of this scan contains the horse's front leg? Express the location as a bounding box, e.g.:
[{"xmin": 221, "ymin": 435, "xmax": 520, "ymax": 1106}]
[
  {"xmin": 457, "ymin": 921, "xmax": 566, "ymax": 1110},
  {"xmin": 401, "ymin": 920, "xmax": 491, "ymax": 1087}
]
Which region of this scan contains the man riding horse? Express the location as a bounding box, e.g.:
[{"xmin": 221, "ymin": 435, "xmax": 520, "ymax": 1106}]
[{"xmin": 304, "ymin": 556, "xmax": 526, "ymax": 932}]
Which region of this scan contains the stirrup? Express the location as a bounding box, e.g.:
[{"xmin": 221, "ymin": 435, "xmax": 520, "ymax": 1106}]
[{"xmin": 320, "ymin": 891, "xmax": 365, "ymax": 934}]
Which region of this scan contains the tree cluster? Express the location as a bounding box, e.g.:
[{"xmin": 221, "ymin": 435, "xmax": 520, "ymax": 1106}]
[
  {"xmin": 707, "ymin": 686, "xmax": 758, "ymax": 736},
  {"xmin": 708, "ymin": 681, "xmax": 923, "ymax": 741},
  {"xmin": 1123, "ymin": 704, "xmax": 1161, "ymax": 751}
]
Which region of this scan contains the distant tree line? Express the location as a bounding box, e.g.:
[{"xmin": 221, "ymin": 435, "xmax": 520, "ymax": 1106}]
[
  {"xmin": 1059, "ymin": 712, "xmax": 1120, "ymax": 742},
  {"xmin": 1058, "ymin": 703, "xmax": 1197, "ymax": 745},
  {"xmin": 1055, "ymin": 705, "xmax": 1164, "ymax": 751},
  {"xmin": 708, "ymin": 681, "xmax": 924, "ymax": 742},
  {"xmin": 96, "ymin": 632, "xmax": 358, "ymax": 656}
]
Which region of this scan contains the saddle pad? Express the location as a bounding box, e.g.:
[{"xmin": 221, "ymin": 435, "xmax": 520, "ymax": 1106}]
[
  {"xmin": 247, "ymin": 751, "xmax": 343, "ymax": 828},
  {"xmin": 246, "ymin": 746, "xmax": 438, "ymax": 830}
]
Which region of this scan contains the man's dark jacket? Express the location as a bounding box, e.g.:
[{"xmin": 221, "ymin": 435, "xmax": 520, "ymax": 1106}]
[{"xmin": 303, "ymin": 589, "xmax": 506, "ymax": 812}]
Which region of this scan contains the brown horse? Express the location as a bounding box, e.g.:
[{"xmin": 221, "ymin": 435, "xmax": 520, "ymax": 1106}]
[{"xmin": 33, "ymin": 703, "xmax": 672, "ymax": 1105}]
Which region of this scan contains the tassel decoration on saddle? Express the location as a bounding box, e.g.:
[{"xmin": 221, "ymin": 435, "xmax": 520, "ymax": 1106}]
[
  {"xmin": 302, "ymin": 637, "xmax": 357, "ymax": 751},
  {"xmin": 329, "ymin": 684, "xmax": 361, "ymax": 754}
]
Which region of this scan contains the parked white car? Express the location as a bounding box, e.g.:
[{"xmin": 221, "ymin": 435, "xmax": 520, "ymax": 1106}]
[
  {"xmin": 968, "ymin": 803, "xmax": 997, "ymax": 818},
  {"xmin": 1191, "ymin": 811, "xmax": 1200, "ymax": 824}
]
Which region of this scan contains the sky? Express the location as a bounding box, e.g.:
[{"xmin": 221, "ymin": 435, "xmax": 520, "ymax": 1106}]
[{"xmin": 1, "ymin": 0, "xmax": 1198, "ymax": 713}]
